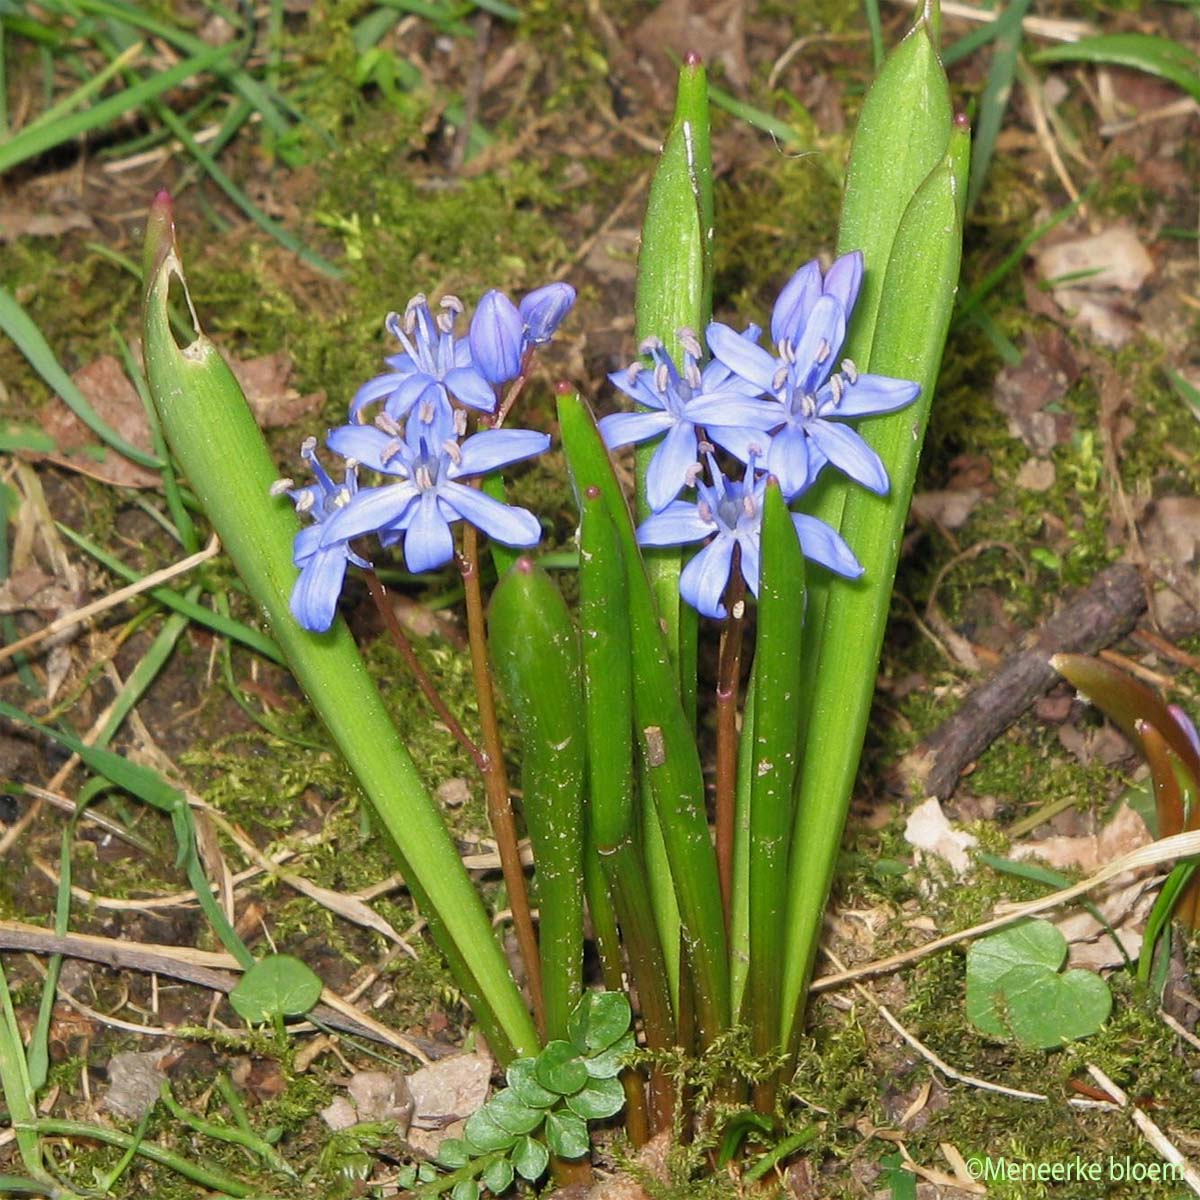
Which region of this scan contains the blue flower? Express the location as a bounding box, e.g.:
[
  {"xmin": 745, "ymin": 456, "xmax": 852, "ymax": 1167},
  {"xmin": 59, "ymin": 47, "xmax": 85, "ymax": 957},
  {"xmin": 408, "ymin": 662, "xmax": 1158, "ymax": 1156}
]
[
  {"xmin": 598, "ymin": 330, "xmax": 779, "ymax": 512},
  {"xmin": 349, "ymin": 294, "xmax": 497, "ymax": 441},
  {"xmin": 275, "ymin": 438, "xmax": 371, "ymax": 633},
  {"xmin": 634, "ymin": 458, "xmax": 862, "ymax": 619},
  {"xmin": 706, "ymin": 255, "xmax": 920, "ymax": 499},
  {"xmin": 318, "ymin": 420, "xmax": 549, "ymax": 572},
  {"xmin": 469, "ymin": 283, "xmax": 577, "ymax": 385}
]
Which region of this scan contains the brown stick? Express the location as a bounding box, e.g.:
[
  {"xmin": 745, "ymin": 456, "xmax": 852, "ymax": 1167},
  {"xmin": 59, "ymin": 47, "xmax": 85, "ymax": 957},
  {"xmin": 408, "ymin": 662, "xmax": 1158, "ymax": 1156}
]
[{"xmin": 904, "ymin": 561, "xmax": 1146, "ymax": 800}]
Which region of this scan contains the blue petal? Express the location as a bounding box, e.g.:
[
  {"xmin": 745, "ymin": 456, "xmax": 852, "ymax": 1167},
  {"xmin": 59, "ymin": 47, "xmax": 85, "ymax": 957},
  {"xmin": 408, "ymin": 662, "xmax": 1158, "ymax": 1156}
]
[
  {"xmin": 765, "ymin": 423, "xmax": 814, "ymax": 499},
  {"xmin": 635, "ymin": 501, "xmax": 713, "ymax": 547},
  {"xmin": 320, "ymin": 483, "xmax": 419, "ymax": 545},
  {"xmin": 700, "ymin": 324, "xmax": 764, "ymax": 395},
  {"xmin": 469, "ymin": 290, "xmax": 525, "ymax": 384},
  {"xmin": 736, "ymin": 529, "xmax": 762, "ymax": 598},
  {"xmin": 607, "ymin": 369, "xmax": 665, "ymax": 409},
  {"xmin": 824, "ymin": 251, "xmax": 863, "ymax": 317},
  {"xmin": 349, "ymin": 372, "xmax": 406, "ymax": 421},
  {"xmin": 293, "ymin": 523, "xmax": 322, "ymax": 566},
  {"xmin": 404, "ymin": 492, "xmax": 456, "ymax": 572},
  {"xmin": 806, "ymin": 420, "xmax": 889, "ymax": 494},
  {"xmin": 792, "ymin": 513, "xmax": 863, "ymax": 578},
  {"xmin": 706, "ymin": 422, "xmax": 774, "ymax": 465},
  {"xmin": 327, "ymin": 424, "xmax": 410, "ymax": 475},
  {"xmin": 454, "ymin": 428, "xmax": 550, "ymax": 477},
  {"xmin": 821, "ymin": 374, "xmax": 919, "ymax": 418},
  {"xmin": 598, "ymin": 410, "xmax": 674, "ymax": 449},
  {"xmin": 790, "ymin": 295, "xmax": 845, "ymax": 395},
  {"xmin": 705, "ymin": 322, "xmax": 779, "ymax": 392},
  {"xmin": 645, "ymin": 420, "xmax": 699, "ymax": 512},
  {"xmin": 384, "ymin": 374, "xmax": 441, "ymax": 423},
  {"xmin": 771, "ymin": 259, "xmax": 822, "ymax": 346},
  {"xmin": 440, "ymin": 481, "xmax": 542, "ymax": 546},
  {"xmin": 679, "ymin": 537, "xmax": 735, "ymax": 618},
  {"xmin": 290, "ymin": 546, "xmax": 350, "ymax": 632},
  {"xmin": 686, "ymin": 394, "xmax": 782, "ymax": 432},
  {"xmin": 444, "ymin": 364, "xmax": 497, "ymax": 412},
  {"xmin": 519, "ymin": 282, "xmax": 575, "ymax": 343}
]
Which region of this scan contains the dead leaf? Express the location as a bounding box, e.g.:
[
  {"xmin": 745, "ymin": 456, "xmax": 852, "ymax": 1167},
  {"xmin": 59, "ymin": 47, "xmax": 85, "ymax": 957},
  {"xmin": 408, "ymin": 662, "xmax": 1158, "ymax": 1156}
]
[
  {"xmin": 1037, "ymin": 228, "xmax": 1154, "ymax": 293},
  {"xmin": 904, "ymin": 797, "xmax": 977, "ymax": 877},
  {"xmin": 230, "ymin": 352, "xmax": 325, "ymax": 429},
  {"xmin": 632, "ymin": 0, "xmax": 748, "ymax": 95},
  {"xmin": 992, "ymin": 335, "xmax": 1078, "ymax": 453},
  {"xmin": 1013, "ymin": 802, "xmax": 1150, "ymax": 875},
  {"xmin": 910, "ymin": 488, "xmax": 982, "ymax": 530},
  {"xmin": 0, "ymin": 207, "xmax": 94, "ymax": 242},
  {"xmin": 104, "ymin": 1049, "xmax": 168, "ymax": 1120},
  {"xmin": 405, "ymin": 1050, "xmax": 492, "ymax": 1156},
  {"xmin": 1015, "ymin": 458, "xmax": 1055, "ymax": 492},
  {"xmin": 320, "ymin": 1070, "xmax": 414, "ymax": 1133},
  {"xmin": 34, "ymin": 356, "xmax": 160, "ymax": 488}
]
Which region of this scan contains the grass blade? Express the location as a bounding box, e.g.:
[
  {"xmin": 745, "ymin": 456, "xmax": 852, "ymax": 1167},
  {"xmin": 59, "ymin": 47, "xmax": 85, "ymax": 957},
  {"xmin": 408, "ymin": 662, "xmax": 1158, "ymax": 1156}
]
[{"xmin": 1032, "ymin": 33, "xmax": 1200, "ymax": 104}]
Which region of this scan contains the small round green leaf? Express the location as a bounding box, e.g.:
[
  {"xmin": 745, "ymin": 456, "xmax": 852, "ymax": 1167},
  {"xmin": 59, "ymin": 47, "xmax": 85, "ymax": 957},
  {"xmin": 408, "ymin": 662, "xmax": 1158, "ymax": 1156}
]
[
  {"xmin": 464, "ymin": 1108, "xmax": 519, "ymax": 1154},
  {"xmin": 565, "ymin": 1076, "xmax": 625, "ymax": 1120},
  {"xmin": 435, "ymin": 1138, "xmax": 471, "ymax": 1170},
  {"xmin": 512, "ymin": 1135, "xmax": 550, "ymax": 1181},
  {"xmin": 396, "ymin": 1165, "xmax": 418, "ymax": 1188},
  {"xmin": 584, "ymin": 1031, "xmax": 635, "ymax": 1079},
  {"xmin": 451, "ymin": 1181, "xmax": 480, "ymax": 1200},
  {"xmin": 229, "ymin": 954, "xmax": 322, "ymax": 1022},
  {"xmin": 486, "ymin": 1088, "xmax": 544, "ymax": 1136},
  {"xmin": 544, "ymin": 1110, "xmax": 590, "ymax": 1160},
  {"xmin": 567, "ymin": 991, "xmax": 631, "ymax": 1054},
  {"xmin": 482, "ymin": 1156, "xmax": 515, "ymax": 1194},
  {"xmin": 534, "ymin": 1040, "xmax": 589, "ymax": 1095},
  {"xmin": 507, "ymin": 1058, "xmax": 558, "ymax": 1108}
]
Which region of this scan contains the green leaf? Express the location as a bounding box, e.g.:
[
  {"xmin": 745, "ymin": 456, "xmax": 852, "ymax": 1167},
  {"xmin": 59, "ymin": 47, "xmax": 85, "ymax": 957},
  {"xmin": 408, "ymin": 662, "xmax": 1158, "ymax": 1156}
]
[
  {"xmin": 1032, "ymin": 33, "xmax": 1200, "ymax": 105},
  {"xmin": 450, "ymin": 1180, "xmax": 480, "ymax": 1200},
  {"xmin": 434, "ymin": 1138, "xmax": 471, "ymax": 1170},
  {"xmin": 229, "ymin": 954, "xmax": 322, "ymax": 1022},
  {"xmin": 485, "ymin": 1089, "xmax": 543, "ymax": 1136},
  {"xmin": 567, "ymin": 991, "xmax": 631, "ymax": 1055},
  {"xmin": 506, "ymin": 1058, "xmax": 558, "ymax": 1109},
  {"xmin": 966, "ymin": 921, "xmax": 1112, "ymax": 1048},
  {"xmin": 481, "ymin": 1156, "xmax": 515, "ymax": 1194},
  {"xmin": 543, "ymin": 1110, "xmax": 590, "ymax": 1160},
  {"xmin": 533, "ymin": 1041, "xmax": 589, "ymax": 1096},
  {"xmin": 583, "ymin": 1031, "xmax": 635, "ymax": 1080},
  {"xmin": 463, "ymin": 1108, "xmax": 519, "ymax": 1154},
  {"xmin": 565, "ymin": 1076, "xmax": 625, "ymax": 1121},
  {"xmin": 512, "ymin": 1135, "xmax": 550, "ymax": 1181}
]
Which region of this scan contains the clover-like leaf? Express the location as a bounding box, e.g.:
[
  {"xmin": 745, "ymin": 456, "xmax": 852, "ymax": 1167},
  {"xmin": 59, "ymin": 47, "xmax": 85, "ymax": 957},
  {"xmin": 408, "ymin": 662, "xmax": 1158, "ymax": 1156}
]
[
  {"xmin": 506, "ymin": 1058, "xmax": 558, "ymax": 1109},
  {"xmin": 486, "ymin": 1088, "xmax": 544, "ymax": 1136},
  {"xmin": 434, "ymin": 1138, "xmax": 471, "ymax": 1170},
  {"xmin": 544, "ymin": 1110, "xmax": 590, "ymax": 1159},
  {"xmin": 967, "ymin": 920, "xmax": 1112, "ymax": 1048},
  {"xmin": 565, "ymin": 1076, "xmax": 625, "ymax": 1121},
  {"xmin": 534, "ymin": 1040, "xmax": 589, "ymax": 1095},
  {"xmin": 512, "ymin": 1135, "xmax": 550, "ymax": 1181},
  {"xmin": 464, "ymin": 1107, "xmax": 519, "ymax": 1154},
  {"xmin": 451, "ymin": 1180, "xmax": 480, "ymax": 1200},
  {"xmin": 567, "ymin": 990, "xmax": 632, "ymax": 1055},
  {"xmin": 482, "ymin": 1156, "xmax": 515, "ymax": 1194},
  {"xmin": 583, "ymin": 1031, "xmax": 635, "ymax": 1079},
  {"xmin": 229, "ymin": 954, "xmax": 322, "ymax": 1022}
]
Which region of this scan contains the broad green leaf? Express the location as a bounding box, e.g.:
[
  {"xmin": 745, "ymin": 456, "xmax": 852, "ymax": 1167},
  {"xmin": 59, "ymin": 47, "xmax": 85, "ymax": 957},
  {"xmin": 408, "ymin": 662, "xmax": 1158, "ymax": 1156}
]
[
  {"xmin": 543, "ymin": 1110, "xmax": 590, "ymax": 1160},
  {"xmin": 485, "ymin": 1089, "xmax": 543, "ymax": 1137},
  {"xmin": 534, "ymin": 1041, "xmax": 589, "ymax": 1096},
  {"xmin": 583, "ymin": 1031, "xmax": 636, "ymax": 1080},
  {"xmin": 512, "ymin": 1135, "xmax": 550, "ymax": 1181},
  {"xmin": 565, "ymin": 1076, "xmax": 625, "ymax": 1121},
  {"xmin": 450, "ymin": 1180, "xmax": 480, "ymax": 1200},
  {"xmin": 506, "ymin": 1058, "xmax": 558, "ymax": 1109},
  {"xmin": 229, "ymin": 954, "xmax": 322, "ymax": 1022},
  {"xmin": 481, "ymin": 1157, "xmax": 515, "ymax": 1194},
  {"xmin": 567, "ymin": 991, "xmax": 631, "ymax": 1055},
  {"xmin": 435, "ymin": 1138, "xmax": 471, "ymax": 1169},
  {"xmin": 463, "ymin": 1108, "xmax": 518, "ymax": 1154}
]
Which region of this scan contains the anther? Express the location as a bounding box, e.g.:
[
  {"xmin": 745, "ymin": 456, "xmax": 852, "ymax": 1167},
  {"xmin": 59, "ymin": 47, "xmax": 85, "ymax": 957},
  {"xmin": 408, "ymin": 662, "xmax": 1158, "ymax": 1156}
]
[
  {"xmin": 684, "ymin": 462, "xmax": 704, "ymax": 486},
  {"xmin": 678, "ymin": 328, "xmax": 702, "ymax": 358},
  {"xmin": 441, "ymin": 295, "xmax": 464, "ymax": 315},
  {"xmin": 815, "ymin": 338, "xmax": 831, "ymax": 364},
  {"xmin": 453, "ymin": 408, "xmax": 468, "ymax": 436},
  {"xmin": 295, "ymin": 492, "xmax": 315, "ymax": 514},
  {"xmin": 300, "ymin": 435, "xmax": 318, "ymax": 456},
  {"xmin": 376, "ymin": 413, "xmax": 402, "ymax": 436},
  {"xmin": 772, "ymin": 365, "xmax": 789, "ymax": 392},
  {"xmin": 842, "ymin": 358, "xmax": 859, "ymax": 383},
  {"xmin": 697, "ymin": 500, "xmax": 713, "ymax": 523},
  {"xmin": 638, "ymin": 335, "xmax": 663, "ymax": 356},
  {"xmin": 380, "ymin": 438, "xmax": 405, "ymax": 465},
  {"xmin": 653, "ymin": 362, "xmax": 669, "ymax": 393},
  {"xmin": 269, "ymin": 478, "xmax": 293, "ymax": 496},
  {"xmin": 442, "ymin": 439, "xmax": 463, "ymax": 464}
]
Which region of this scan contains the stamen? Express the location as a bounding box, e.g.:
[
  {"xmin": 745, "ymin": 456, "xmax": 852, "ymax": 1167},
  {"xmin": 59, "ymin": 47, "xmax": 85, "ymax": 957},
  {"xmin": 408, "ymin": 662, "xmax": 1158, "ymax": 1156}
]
[
  {"xmin": 653, "ymin": 362, "xmax": 669, "ymax": 393},
  {"xmin": 380, "ymin": 438, "xmax": 405, "ymax": 465},
  {"xmin": 415, "ymin": 465, "xmax": 434, "ymax": 490},
  {"xmin": 698, "ymin": 439, "xmax": 715, "ymax": 455},
  {"xmin": 684, "ymin": 461, "xmax": 704, "ymax": 487},
  {"xmin": 436, "ymin": 310, "xmax": 455, "ymax": 335},
  {"xmin": 269, "ymin": 478, "xmax": 293, "ymax": 496},
  {"xmin": 442, "ymin": 439, "xmax": 463, "ymax": 464},
  {"xmin": 779, "ymin": 339, "xmax": 796, "ymax": 364},
  {"xmin": 842, "ymin": 358, "xmax": 859, "ymax": 383},
  {"xmin": 742, "ymin": 494, "xmax": 756, "ymax": 517},
  {"xmin": 333, "ymin": 487, "xmax": 352, "ymax": 509},
  {"xmin": 626, "ymin": 362, "xmax": 644, "ymax": 382},
  {"xmin": 772, "ymin": 365, "xmax": 789, "ymax": 392},
  {"xmin": 815, "ymin": 338, "xmax": 831, "ymax": 364},
  {"xmin": 300, "ymin": 436, "xmax": 318, "ymax": 457},
  {"xmin": 375, "ymin": 413, "xmax": 403, "ymax": 436},
  {"xmin": 747, "ymin": 442, "xmax": 764, "ymax": 458},
  {"xmin": 441, "ymin": 295, "xmax": 464, "ymax": 315},
  {"xmin": 453, "ymin": 408, "xmax": 468, "ymax": 436},
  {"xmin": 295, "ymin": 491, "xmax": 315, "ymax": 514},
  {"xmin": 829, "ymin": 374, "xmax": 844, "ymax": 405},
  {"xmin": 418, "ymin": 400, "xmax": 435, "ymax": 424},
  {"xmin": 697, "ymin": 500, "xmax": 713, "ymax": 523},
  {"xmin": 684, "ymin": 361, "xmax": 702, "ymax": 389},
  {"xmin": 732, "ymin": 599, "xmax": 746, "ymax": 620},
  {"xmin": 638, "ymin": 335, "xmax": 663, "ymax": 356},
  {"xmin": 802, "ymin": 394, "xmax": 817, "ymax": 419},
  {"xmin": 677, "ymin": 327, "xmax": 702, "ymax": 358}
]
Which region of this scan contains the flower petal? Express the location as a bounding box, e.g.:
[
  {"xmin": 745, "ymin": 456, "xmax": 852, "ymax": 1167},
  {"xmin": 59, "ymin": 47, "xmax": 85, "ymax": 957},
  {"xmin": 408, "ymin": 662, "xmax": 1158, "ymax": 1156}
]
[
  {"xmin": 771, "ymin": 259, "xmax": 822, "ymax": 346},
  {"xmin": 403, "ymin": 493, "xmax": 457, "ymax": 572},
  {"xmin": 705, "ymin": 321, "xmax": 779, "ymax": 392},
  {"xmin": 700, "ymin": 324, "xmax": 764, "ymax": 395},
  {"xmin": 635, "ymin": 501, "xmax": 713, "ymax": 547},
  {"xmin": 290, "ymin": 546, "xmax": 350, "ymax": 632},
  {"xmin": 519, "ymin": 282, "xmax": 575, "ymax": 343},
  {"xmin": 349, "ymin": 372, "xmax": 407, "ymax": 421},
  {"xmin": 469, "ymin": 290, "xmax": 525, "ymax": 384},
  {"xmin": 706, "ymin": 422, "xmax": 773, "ymax": 465},
  {"xmin": 607, "ymin": 368, "xmax": 664, "ymax": 409},
  {"xmin": 439, "ymin": 481, "xmax": 542, "ymax": 546},
  {"xmin": 823, "ymin": 251, "xmax": 863, "ymax": 318},
  {"xmin": 293, "ymin": 523, "xmax": 323, "ymax": 566},
  {"xmin": 736, "ymin": 530, "xmax": 762, "ymax": 599},
  {"xmin": 679, "ymin": 537, "xmax": 735, "ymax": 619},
  {"xmin": 444, "ymin": 364, "xmax": 497, "ymax": 412},
  {"xmin": 327, "ymin": 424, "xmax": 410, "ymax": 475},
  {"xmin": 806, "ymin": 420, "xmax": 889, "ymax": 494},
  {"xmin": 320, "ymin": 482, "xmax": 419, "ymax": 545},
  {"xmin": 822, "ymin": 373, "xmax": 919, "ymax": 418},
  {"xmin": 686, "ymin": 394, "xmax": 782, "ymax": 432},
  {"xmin": 598, "ymin": 410, "xmax": 674, "ymax": 449},
  {"xmin": 453, "ymin": 428, "xmax": 551, "ymax": 477},
  {"xmin": 765, "ymin": 423, "xmax": 814, "ymax": 498},
  {"xmin": 790, "ymin": 294, "xmax": 845, "ymax": 395},
  {"xmin": 792, "ymin": 513, "xmax": 863, "ymax": 578},
  {"xmin": 645, "ymin": 420, "xmax": 699, "ymax": 512}
]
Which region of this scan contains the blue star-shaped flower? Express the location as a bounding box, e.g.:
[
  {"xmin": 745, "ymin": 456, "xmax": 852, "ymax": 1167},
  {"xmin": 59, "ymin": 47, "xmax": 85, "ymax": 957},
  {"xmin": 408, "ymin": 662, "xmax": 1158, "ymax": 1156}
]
[
  {"xmin": 706, "ymin": 252, "xmax": 921, "ymax": 499},
  {"xmin": 598, "ymin": 330, "xmax": 779, "ymax": 512},
  {"xmin": 318, "ymin": 420, "xmax": 548, "ymax": 573},
  {"xmin": 634, "ymin": 458, "xmax": 862, "ymax": 619},
  {"xmin": 275, "ymin": 439, "xmax": 371, "ymax": 633},
  {"xmin": 468, "ymin": 283, "xmax": 576, "ymax": 384}
]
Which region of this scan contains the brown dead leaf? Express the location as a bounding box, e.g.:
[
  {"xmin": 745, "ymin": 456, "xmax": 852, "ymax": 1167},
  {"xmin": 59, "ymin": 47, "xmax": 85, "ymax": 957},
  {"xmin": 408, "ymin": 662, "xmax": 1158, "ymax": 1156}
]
[
  {"xmin": 404, "ymin": 1050, "xmax": 492, "ymax": 1156},
  {"xmin": 992, "ymin": 335, "xmax": 1078, "ymax": 453},
  {"xmin": 910, "ymin": 488, "xmax": 981, "ymax": 530},
  {"xmin": 230, "ymin": 352, "xmax": 325, "ymax": 429},
  {"xmin": 104, "ymin": 1049, "xmax": 168, "ymax": 1120},
  {"xmin": 1037, "ymin": 228, "xmax": 1154, "ymax": 294},
  {"xmin": 0, "ymin": 207, "xmax": 94, "ymax": 242},
  {"xmin": 632, "ymin": 0, "xmax": 748, "ymax": 96},
  {"xmin": 34, "ymin": 356, "xmax": 160, "ymax": 488},
  {"xmin": 321, "ymin": 1070, "xmax": 414, "ymax": 1132},
  {"xmin": 1015, "ymin": 458, "xmax": 1055, "ymax": 492},
  {"xmin": 1013, "ymin": 802, "xmax": 1150, "ymax": 875},
  {"xmin": 904, "ymin": 797, "xmax": 976, "ymax": 877}
]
